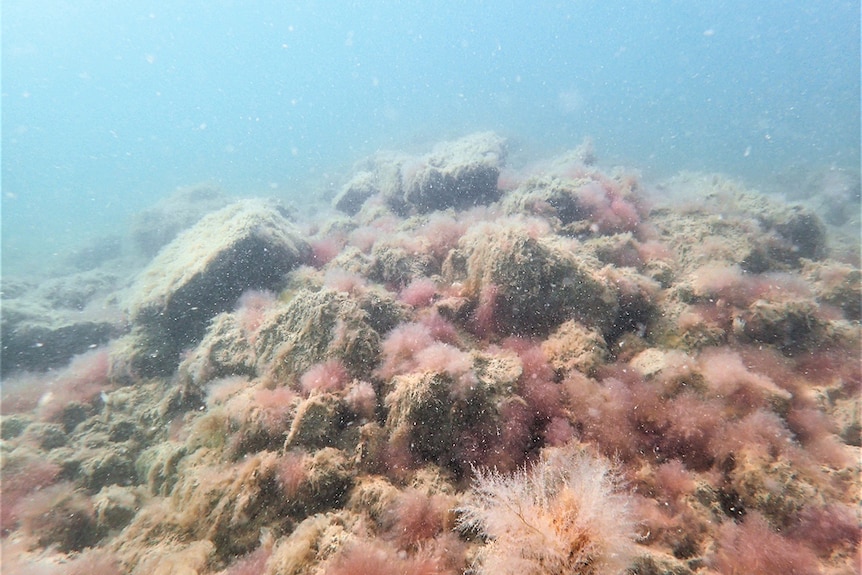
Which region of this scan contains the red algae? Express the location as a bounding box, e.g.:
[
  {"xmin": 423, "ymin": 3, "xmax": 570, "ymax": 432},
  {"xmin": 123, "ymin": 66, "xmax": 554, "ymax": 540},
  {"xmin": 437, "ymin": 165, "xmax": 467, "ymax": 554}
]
[
  {"xmin": 300, "ymin": 359, "xmax": 351, "ymax": 395},
  {"xmin": 235, "ymin": 289, "xmax": 278, "ymax": 343},
  {"xmin": 381, "ymin": 488, "xmax": 452, "ymax": 550},
  {"xmin": 398, "ymin": 277, "xmax": 438, "ymax": 307},
  {"xmin": 308, "ymin": 235, "xmax": 347, "ymax": 268},
  {"xmin": 711, "ymin": 512, "xmax": 820, "ymax": 575},
  {"xmin": 0, "ymin": 455, "xmax": 63, "ymax": 534}
]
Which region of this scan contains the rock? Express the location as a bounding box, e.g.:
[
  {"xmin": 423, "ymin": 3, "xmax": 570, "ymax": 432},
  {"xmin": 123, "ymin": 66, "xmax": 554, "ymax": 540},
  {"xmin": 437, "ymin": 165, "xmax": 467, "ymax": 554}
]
[
  {"xmin": 385, "ymin": 372, "xmax": 455, "ymax": 463},
  {"xmin": 163, "ymin": 450, "xmax": 285, "ymax": 559},
  {"xmin": 36, "ymin": 423, "xmax": 69, "ymax": 450},
  {"xmin": 0, "ymin": 414, "xmax": 31, "ymax": 440},
  {"xmin": 444, "ymin": 224, "xmax": 619, "ymax": 337},
  {"xmin": 630, "ymin": 551, "xmax": 696, "ymax": 575},
  {"xmin": 36, "ymin": 269, "xmax": 122, "ymax": 311},
  {"xmin": 285, "ymin": 393, "xmax": 344, "ymax": 450},
  {"xmin": 383, "ymin": 351, "xmax": 521, "ymax": 470},
  {"xmin": 651, "ymin": 174, "xmax": 827, "ymax": 274},
  {"xmin": 629, "ymin": 348, "xmax": 673, "ymax": 379},
  {"xmin": 503, "ymin": 171, "xmax": 642, "ymax": 235},
  {"xmin": 777, "ymin": 165, "xmax": 861, "ymax": 227},
  {"xmin": 28, "ymin": 485, "xmax": 101, "ymax": 552},
  {"xmin": 266, "ymin": 514, "xmax": 333, "ymax": 575},
  {"xmin": 333, "ymin": 170, "xmax": 379, "ymax": 216},
  {"xmin": 0, "ymin": 268, "xmax": 125, "ymax": 375},
  {"xmin": 585, "ymin": 232, "xmax": 643, "ymax": 266},
  {"xmin": 728, "ymin": 452, "xmax": 819, "ymax": 529},
  {"xmin": 130, "ymin": 183, "xmax": 232, "ymax": 257},
  {"xmin": 346, "ymin": 475, "xmax": 400, "ymax": 521},
  {"xmin": 332, "ymin": 132, "xmax": 507, "ymax": 216},
  {"xmin": 767, "ymin": 205, "xmax": 827, "ymax": 263},
  {"xmin": 542, "ymin": 320, "xmax": 608, "ymax": 377},
  {"xmin": 736, "ymin": 299, "xmax": 826, "ymax": 356},
  {"xmin": 126, "ymin": 538, "xmax": 215, "ymax": 575},
  {"xmin": 126, "ymin": 200, "xmax": 310, "ymax": 377},
  {"xmin": 93, "ymin": 485, "xmax": 141, "ymax": 532},
  {"xmin": 177, "ymin": 312, "xmax": 257, "ymax": 388},
  {"xmin": 254, "ymin": 288, "xmax": 383, "ymax": 381},
  {"xmin": 0, "ymin": 296, "xmax": 121, "ymax": 375},
  {"xmin": 394, "ymin": 132, "xmax": 506, "ymax": 214},
  {"xmin": 802, "ymin": 259, "xmax": 862, "ymax": 320},
  {"xmin": 63, "ymin": 234, "xmax": 124, "ymax": 271},
  {"xmin": 288, "ymin": 447, "xmax": 354, "ymax": 517},
  {"xmin": 355, "ymin": 288, "xmax": 407, "ymax": 335},
  {"xmin": 600, "ymin": 265, "xmax": 660, "ymax": 338},
  {"xmin": 1, "ymin": 277, "xmax": 34, "ymax": 299},
  {"xmin": 367, "ymin": 242, "xmax": 436, "ymax": 288},
  {"xmin": 78, "ymin": 449, "xmax": 138, "ymax": 492},
  {"xmin": 135, "ymin": 441, "xmax": 188, "ymax": 496}
]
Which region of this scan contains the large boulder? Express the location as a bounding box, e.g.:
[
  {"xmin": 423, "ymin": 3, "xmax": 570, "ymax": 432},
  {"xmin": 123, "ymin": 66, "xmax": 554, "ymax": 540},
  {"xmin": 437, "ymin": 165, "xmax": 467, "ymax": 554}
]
[
  {"xmin": 125, "ymin": 200, "xmax": 310, "ymax": 377},
  {"xmin": 394, "ymin": 131, "xmax": 506, "ymax": 214},
  {"xmin": 130, "ymin": 184, "xmax": 232, "ymax": 257},
  {"xmin": 0, "ymin": 299, "xmax": 121, "ymax": 375},
  {"xmin": 651, "ymin": 174, "xmax": 827, "ymax": 274},
  {"xmin": 332, "ymin": 132, "xmax": 507, "ymax": 216},
  {"xmin": 1, "ymin": 271, "xmax": 125, "ymax": 375}
]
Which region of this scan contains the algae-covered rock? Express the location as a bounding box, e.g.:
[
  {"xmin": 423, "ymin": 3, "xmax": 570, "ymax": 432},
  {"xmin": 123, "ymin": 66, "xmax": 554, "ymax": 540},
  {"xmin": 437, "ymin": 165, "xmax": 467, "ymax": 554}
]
[
  {"xmin": 21, "ymin": 483, "xmax": 101, "ymax": 552},
  {"xmin": 36, "ymin": 269, "xmax": 123, "ymax": 311},
  {"xmin": 78, "ymin": 448, "xmax": 138, "ymax": 492},
  {"xmin": 266, "ymin": 514, "xmax": 334, "ymax": 575},
  {"xmin": 127, "ymin": 200, "xmax": 310, "ymax": 376},
  {"xmin": 254, "ymin": 288, "xmax": 382, "ymax": 381},
  {"xmin": 177, "ymin": 312, "xmax": 257, "ymax": 388},
  {"xmin": 651, "ymin": 173, "xmax": 827, "ymax": 274},
  {"xmin": 383, "ymin": 351, "xmax": 521, "ymax": 470},
  {"xmin": 0, "ymin": 414, "xmax": 32, "ymax": 440},
  {"xmin": 445, "ymin": 224, "xmax": 619, "ymax": 337},
  {"xmin": 503, "ymin": 170, "xmax": 643, "ymax": 236},
  {"xmin": 4, "ymin": 134, "xmax": 860, "ymax": 575},
  {"xmin": 385, "ymin": 372, "xmax": 455, "ymax": 463},
  {"xmin": 0, "ymin": 296, "xmax": 122, "ymax": 375},
  {"xmin": 285, "ymin": 393, "xmax": 345, "ymax": 450},
  {"xmin": 762, "ymin": 204, "xmax": 827, "ymax": 264},
  {"xmin": 167, "ymin": 450, "xmax": 288, "ymax": 559},
  {"xmin": 288, "ymin": 447, "xmax": 354, "ymax": 517},
  {"xmin": 395, "ymin": 131, "xmax": 506, "ymax": 214},
  {"xmin": 727, "ymin": 452, "xmax": 820, "ymax": 529},
  {"xmin": 366, "ymin": 241, "xmax": 437, "ymax": 288},
  {"xmin": 345, "ymin": 475, "xmax": 401, "ymax": 521},
  {"xmin": 802, "ymin": 259, "xmax": 862, "ymax": 320},
  {"xmin": 136, "ymin": 440, "xmax": 188, "ymax": 496},
  {"xmin": 735, "ymin": 298, "xmax": 827, "ymax": 355},
  {"xmin": 130, "ymin": 183, "xmax": 232, "ymax": 257},
  {"xmin": 542, "ymin": 320, "xmax": 608, "ymax": 377},
  {"xmin": 333, "ymin": 170, "xmax": 379, "ymax": 216},
  {"xmin": 333, "ymin": 132, "xmax": 506, "ymax": 216},
  {"xmin": 129, "ymin": 539, "xmax": 215, "ymax": 575},
  {"xmin": 93, "ymin": 484, "xmax": 142, "ymax": 532}
]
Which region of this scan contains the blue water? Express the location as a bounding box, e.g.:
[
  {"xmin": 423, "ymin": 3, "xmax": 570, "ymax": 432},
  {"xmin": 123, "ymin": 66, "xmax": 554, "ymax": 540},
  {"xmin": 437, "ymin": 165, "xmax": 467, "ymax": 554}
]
[{"xmin": 2, "ymin": 0, "xmax": 859, "ymax": 273}]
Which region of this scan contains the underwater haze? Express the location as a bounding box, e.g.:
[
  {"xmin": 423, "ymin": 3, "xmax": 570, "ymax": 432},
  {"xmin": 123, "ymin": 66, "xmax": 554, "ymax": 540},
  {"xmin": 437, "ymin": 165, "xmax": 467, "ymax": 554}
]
[
  {"xmin": 2, "ymin": 0, "xmax": 860, "ymax": 273},
  {"xmin": 3, "ymin": 3, "xmax": 862, "ymax": 574}
]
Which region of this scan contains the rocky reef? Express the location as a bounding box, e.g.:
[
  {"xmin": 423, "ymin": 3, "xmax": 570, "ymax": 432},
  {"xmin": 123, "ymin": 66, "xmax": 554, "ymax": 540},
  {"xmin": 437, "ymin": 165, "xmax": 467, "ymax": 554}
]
[{"xmin": 1, "ymin": 133, "xmax": 859, "ymax": 575}]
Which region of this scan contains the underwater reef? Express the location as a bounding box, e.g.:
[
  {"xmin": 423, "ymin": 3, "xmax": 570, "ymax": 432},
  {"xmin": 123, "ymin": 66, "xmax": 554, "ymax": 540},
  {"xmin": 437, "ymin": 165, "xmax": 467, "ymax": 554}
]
[{"xmin": 1, "ymin": 132, "xmax": 859, "ymax": 575}]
